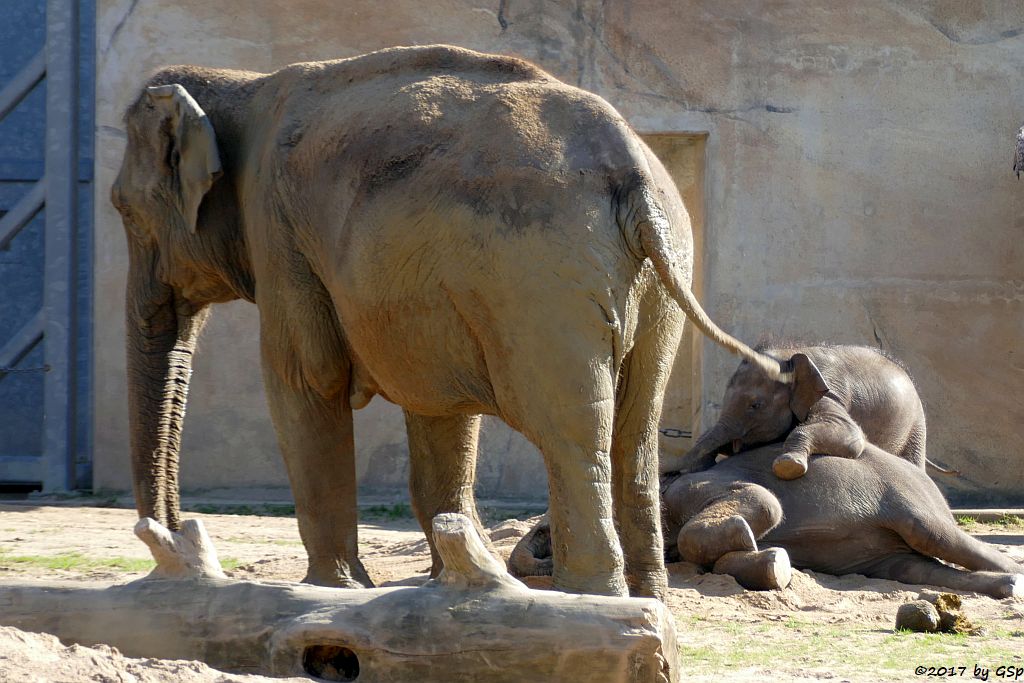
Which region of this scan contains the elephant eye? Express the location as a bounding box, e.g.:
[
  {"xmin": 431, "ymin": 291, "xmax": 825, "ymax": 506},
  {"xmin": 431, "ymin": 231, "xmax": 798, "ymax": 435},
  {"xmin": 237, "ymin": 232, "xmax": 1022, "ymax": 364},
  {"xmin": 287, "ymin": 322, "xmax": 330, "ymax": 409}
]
[{"xmin": 749, "ymin": 399, "xmax": 765, "ymax": 411}]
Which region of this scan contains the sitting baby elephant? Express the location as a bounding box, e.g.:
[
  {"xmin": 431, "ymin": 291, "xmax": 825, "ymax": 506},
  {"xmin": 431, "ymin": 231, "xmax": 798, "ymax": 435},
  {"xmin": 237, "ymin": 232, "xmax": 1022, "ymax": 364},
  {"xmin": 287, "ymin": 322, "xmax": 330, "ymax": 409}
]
[
  {"xmin": 659, "ymin": 344, "xmax": 951, "ymax": 480},
  {"xmin": 512, "ymin": 443, "xmax": 1022, "ymax": 600}
]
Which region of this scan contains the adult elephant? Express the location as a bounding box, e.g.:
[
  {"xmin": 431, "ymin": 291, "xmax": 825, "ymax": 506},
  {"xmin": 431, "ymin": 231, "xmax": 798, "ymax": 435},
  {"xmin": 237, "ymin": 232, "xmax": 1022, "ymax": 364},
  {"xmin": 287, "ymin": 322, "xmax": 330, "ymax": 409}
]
[{"xmin": 112, "ymin": 45, "xmax": 782, "ymax": 598}]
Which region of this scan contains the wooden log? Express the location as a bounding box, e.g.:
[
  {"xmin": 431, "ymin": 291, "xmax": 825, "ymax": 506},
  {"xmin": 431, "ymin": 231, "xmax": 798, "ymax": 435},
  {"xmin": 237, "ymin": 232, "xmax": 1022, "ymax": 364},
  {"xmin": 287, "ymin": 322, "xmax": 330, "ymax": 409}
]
[{"xmin": 0, "ymin": 514, "xmax": 679, "ymax": 683}]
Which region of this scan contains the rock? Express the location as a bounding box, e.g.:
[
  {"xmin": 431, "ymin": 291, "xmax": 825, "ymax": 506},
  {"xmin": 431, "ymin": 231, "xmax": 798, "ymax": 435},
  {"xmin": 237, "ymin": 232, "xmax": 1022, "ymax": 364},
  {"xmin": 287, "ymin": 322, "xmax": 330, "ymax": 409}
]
[{"xmin": 895, "ymin": 600, "xmax": 940, "ymax": 632}]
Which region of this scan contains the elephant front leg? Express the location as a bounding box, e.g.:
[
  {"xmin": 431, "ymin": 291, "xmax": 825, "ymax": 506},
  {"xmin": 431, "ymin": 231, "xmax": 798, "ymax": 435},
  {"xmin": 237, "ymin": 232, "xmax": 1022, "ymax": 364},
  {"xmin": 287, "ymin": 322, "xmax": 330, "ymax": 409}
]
[
  {"xmin": 774, "ymin": 408, "xmax": 866, "ymax": 480},
  {"xmin": 261, "ymin": 358, "xmax": 371, "ymax": 588},
  {"xmin": 404, "ymin": 412, "xmax": 488, "ymax": 576}
]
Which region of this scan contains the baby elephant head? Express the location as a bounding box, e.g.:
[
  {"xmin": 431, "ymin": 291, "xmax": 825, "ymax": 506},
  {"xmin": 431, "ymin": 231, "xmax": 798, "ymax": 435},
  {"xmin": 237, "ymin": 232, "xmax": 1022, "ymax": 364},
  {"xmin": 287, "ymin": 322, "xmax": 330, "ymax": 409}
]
[{"xmin": 659, "ymin": 351, "xmax": 830, "ymax": 474}]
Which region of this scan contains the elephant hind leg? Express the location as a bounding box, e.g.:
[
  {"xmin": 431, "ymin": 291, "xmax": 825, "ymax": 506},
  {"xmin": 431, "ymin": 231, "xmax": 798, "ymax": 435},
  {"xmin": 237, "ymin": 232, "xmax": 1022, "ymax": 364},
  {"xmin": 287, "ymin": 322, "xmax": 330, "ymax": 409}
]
[
  {"xmin": 888, "ymin": 514, "xmax": 1022, "ymax": 574},
  {"xmin": 670, "ymin": 481, "xmax": 783, "ymax": 567},
  {"xmin": 525, "ymin": 395, "xmax": 624, "ymax": 596},
  {"xmin": 611, "ymin": 331, "xmax": 681, "ymax": 599},
  {"xmin": 495, "ymin": 360, "xmax": 624, "ymax": 595},
  {"xmin": 404, "ymin": 412, "xmax": 487, "ymax": 577},
  {"xmin": 867, "ymin": 553, "xmax": 1023, "ymax": 600}
]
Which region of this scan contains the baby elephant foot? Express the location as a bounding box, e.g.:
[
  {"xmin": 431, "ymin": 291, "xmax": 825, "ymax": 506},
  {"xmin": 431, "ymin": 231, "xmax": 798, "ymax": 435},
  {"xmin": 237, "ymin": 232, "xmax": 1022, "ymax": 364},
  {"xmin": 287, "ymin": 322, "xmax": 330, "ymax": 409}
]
[
  {"xmin": 773, "ymin": 452, "xmax": 809, "ymax": 480},
  {"xmin": 713, "ymin": 547, "xmax": 793, "ymax": 591},
  {"xmin": 994, "ymin": 573, "xmax": 1024, "ymax": 600},
  {"xmin": 677, "ymin": 515, "xmax": 758, "ymax": 567}
]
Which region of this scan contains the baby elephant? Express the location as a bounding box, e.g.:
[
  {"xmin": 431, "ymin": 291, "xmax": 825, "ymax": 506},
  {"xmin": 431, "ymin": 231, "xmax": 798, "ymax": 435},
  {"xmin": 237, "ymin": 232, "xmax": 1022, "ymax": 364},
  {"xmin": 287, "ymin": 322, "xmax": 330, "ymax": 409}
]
[
  {"xmin": 511, "ymin": 443, "xmax": 1022, "ymax": 600},
  {"xmin": 659, "ymin": 443, "xmax": 1021, "ymax": 599},
  {"xmin": 659, "ymin": 344, "xmax": 940, "ymax": 480}
]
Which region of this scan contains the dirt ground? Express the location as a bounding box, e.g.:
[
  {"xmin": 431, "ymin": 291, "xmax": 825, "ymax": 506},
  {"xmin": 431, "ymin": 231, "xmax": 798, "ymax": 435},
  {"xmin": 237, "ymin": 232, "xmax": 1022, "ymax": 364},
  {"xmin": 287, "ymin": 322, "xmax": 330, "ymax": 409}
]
[{"xmin": 0, "ymin": 500, "xmax": 1022, "ymax": 682}]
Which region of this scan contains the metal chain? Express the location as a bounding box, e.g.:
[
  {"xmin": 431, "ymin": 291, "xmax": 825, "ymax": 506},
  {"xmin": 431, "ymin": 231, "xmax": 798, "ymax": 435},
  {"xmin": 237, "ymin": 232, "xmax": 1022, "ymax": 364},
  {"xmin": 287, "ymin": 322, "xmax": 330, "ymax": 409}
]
[
  {"xmin": 658, "ymin": 427, "xmax": 692, "ymax": 439},
  {"xmin": 0, "ymin": 364, "xmax": 50, "ymax": 375}
]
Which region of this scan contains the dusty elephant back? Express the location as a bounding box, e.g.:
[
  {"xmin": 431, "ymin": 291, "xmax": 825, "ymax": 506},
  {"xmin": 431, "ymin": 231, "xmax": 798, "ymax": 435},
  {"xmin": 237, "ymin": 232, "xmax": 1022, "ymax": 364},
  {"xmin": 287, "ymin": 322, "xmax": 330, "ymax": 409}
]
[{"xmin": 237, "ymin": 46, "xmax": 683, "ymax": 414}]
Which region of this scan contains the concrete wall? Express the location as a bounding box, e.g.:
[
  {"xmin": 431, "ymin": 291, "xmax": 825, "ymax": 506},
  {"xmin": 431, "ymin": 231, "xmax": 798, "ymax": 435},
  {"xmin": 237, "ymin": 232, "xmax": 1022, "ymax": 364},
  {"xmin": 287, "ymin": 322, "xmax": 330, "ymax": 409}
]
[{"xmin": 94, "ymin": 1, "xmax": 1024, "ymax": 504}]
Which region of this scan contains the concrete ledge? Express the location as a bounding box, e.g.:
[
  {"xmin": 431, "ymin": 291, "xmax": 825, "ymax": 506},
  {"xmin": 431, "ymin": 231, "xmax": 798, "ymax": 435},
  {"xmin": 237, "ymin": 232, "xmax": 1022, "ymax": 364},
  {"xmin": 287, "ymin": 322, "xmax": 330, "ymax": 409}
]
[{"xmin": 949, "ymin": 509, "xmax": 1024, "ymax": 522}]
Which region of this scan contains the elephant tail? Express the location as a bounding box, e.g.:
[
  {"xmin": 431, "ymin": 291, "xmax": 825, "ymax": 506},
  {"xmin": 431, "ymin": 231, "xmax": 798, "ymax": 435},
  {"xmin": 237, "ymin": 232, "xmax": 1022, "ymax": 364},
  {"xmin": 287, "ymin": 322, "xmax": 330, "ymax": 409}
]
[
  {"xmin": 615, "ymin": 171, "xmax": 789, "ymax": 382},
  {"xmin": 925, "ymin": 458, "xmax": 961, "ymax": 477}
]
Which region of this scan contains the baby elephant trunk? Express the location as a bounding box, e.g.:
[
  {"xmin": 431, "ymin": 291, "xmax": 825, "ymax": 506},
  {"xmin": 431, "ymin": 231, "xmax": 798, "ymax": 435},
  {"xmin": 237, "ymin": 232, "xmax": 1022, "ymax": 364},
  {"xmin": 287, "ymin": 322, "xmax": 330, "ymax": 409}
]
[{"xmin": 659, "ymin": 420, "xmax": 740, "ymax": 475}]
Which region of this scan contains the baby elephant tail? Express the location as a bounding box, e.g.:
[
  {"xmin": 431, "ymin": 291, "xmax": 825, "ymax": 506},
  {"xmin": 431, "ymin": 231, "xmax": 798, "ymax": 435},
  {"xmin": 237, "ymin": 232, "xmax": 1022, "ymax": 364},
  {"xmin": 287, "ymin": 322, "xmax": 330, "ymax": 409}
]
[
  {"xmin": 615, "ymin": 171, "xmax": 789, "ymax": 382},
  {"xmin": 926, "ymin": 458, "xmax": 961, "ymax": 477}
]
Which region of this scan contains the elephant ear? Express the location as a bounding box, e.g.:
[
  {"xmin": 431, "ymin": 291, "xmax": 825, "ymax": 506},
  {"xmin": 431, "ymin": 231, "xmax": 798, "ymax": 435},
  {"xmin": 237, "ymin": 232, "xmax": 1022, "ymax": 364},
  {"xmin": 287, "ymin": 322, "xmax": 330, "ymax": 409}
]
[
  {"xmin": 146, "ymin": 84, "xmax": 222, "ymax": 233},
  {"xmin": 785, "ymin": 352, "xmax": 830, "ymax": 421}
]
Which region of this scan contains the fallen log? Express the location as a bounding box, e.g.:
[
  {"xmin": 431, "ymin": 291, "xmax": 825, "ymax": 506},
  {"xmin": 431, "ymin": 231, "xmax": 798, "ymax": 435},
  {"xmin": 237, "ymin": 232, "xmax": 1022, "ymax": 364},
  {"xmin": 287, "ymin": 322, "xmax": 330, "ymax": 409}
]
[{"xmin": 0, "ymin": 514, "xmax": 679, "ymax": 682}]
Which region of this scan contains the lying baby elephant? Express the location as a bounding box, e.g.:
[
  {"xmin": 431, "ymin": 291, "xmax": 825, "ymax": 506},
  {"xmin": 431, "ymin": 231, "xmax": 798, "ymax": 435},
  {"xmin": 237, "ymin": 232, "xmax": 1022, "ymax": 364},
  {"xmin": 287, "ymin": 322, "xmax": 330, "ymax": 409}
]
[
  {"xmin": 511, "ymin": 443, "xmax": 1022, "ymax": 600},
  {"xmin": 659, "ymin": 344, "xmax": 954, "ymax": 480}
]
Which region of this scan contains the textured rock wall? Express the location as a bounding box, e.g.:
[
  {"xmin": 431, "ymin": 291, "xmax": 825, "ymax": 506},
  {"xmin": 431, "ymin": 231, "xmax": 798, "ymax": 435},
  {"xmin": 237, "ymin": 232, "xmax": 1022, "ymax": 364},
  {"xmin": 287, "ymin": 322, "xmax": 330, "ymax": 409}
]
[{"xmin": 94, "ymin": 1, "xmax": 1024, "ymax": 503}]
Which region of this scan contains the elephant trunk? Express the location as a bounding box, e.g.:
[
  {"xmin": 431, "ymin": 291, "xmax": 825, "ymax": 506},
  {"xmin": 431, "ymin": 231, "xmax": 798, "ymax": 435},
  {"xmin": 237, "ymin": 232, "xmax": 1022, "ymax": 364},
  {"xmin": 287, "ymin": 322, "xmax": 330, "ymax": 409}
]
[
  {"xmin": 125, "ymin": 245, "xmax": 208, "ymax": 531},
  {"xmin": 658, "ymin": 419, "xmax": 740, "ymax": 475}
]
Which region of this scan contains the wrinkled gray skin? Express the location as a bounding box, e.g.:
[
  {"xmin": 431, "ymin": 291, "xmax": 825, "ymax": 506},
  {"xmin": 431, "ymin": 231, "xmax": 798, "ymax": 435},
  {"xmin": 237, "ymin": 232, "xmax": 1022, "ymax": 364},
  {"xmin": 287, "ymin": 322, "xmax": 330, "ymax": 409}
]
[
  {"xmin": 660, "ymin": 345, "xmax": 930, "ymax": 480},
  {"xmin": 513, "ymin": 444, "xmax": 1023, "ymax": 600},
  {"xmin": 662, "ymin": 444, "xmax": 1023, "ymax": 599},
  {"xmin": 112, "ymin": 45, "xmax": 784, "ymax": 598}
]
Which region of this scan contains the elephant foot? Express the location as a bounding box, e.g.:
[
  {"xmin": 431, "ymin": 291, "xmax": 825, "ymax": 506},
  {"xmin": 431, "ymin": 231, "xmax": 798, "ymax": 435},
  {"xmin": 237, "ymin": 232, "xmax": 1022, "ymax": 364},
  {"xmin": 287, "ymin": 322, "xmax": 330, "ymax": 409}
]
[
  {"xmin": 712, "ymin": 548, "xmax": 793, "ymax": 591},
  {"xmin": 303, "ymin": 558, "xmax": 375, "ymax": 589},
  {"xmin": 677, "ymin": 514, "xmax": 758, "ymax": 567},
  {"xmin": 773, "ymin": 452, "xmax": 809, "ymax": 480},
  {"xmin": 626, "ymin": 566, "xmax": 668, "ymax": 601},
  {"xmin": 994, "ymin": 573, "xmax": 1024, "ymax": 600},
  {"xmin": 553, "ymin": 567, "xmax": 629, "ymax": 597}
]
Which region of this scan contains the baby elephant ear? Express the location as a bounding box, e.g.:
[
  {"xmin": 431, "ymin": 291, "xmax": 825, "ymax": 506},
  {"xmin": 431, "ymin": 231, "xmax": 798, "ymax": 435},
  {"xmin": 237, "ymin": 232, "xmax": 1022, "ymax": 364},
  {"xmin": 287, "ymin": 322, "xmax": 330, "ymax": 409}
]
[
  {"xmin": 146, "ymin": 83, "xmax": 222, "ymax": 233},
  {"xmin": 788, "ymin": 352, "xmax": 830, "ymax": 421}
]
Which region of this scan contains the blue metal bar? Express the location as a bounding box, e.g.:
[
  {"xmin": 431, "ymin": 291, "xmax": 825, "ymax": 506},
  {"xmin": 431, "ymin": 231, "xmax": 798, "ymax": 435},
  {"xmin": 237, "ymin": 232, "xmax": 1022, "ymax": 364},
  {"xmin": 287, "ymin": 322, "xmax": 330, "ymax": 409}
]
[
  {"xmin": 42, "ymin": 0, "xmax": 79, "ymax": 492},
  {"xmin": 0, "ymin": 177, "xmax": 45, "ymax": 249},
  {"xmin": 0, "ymin": 50, "xmax": 45, "ymax": 121},
  {"xmin": 0, "ymin": 310, "xmax": 44, "ymax": 376}
]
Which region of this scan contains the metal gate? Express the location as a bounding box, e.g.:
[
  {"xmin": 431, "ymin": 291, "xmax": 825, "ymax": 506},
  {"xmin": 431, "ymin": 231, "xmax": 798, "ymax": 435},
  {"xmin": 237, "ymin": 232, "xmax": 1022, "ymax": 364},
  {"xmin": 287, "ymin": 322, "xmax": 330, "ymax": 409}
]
[{"xmin": 0, "ymin": 0, "xmax": 94, "ymax": 492}]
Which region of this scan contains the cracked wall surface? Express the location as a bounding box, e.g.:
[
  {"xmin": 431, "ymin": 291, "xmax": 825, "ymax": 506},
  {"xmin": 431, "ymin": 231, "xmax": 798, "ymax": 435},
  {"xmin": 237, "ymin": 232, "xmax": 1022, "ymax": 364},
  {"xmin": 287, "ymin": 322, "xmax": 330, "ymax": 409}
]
[{"xmin": 94, "ymin": 0, "xmax": 1024, "ymax": 503}]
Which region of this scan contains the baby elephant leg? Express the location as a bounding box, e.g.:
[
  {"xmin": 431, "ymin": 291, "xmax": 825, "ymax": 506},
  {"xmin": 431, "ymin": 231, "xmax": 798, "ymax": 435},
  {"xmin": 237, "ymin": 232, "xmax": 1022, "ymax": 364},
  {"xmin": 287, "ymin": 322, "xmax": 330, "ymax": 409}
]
[
  {"xmin": 713, "ymin": 547, "xmax": 793, "ymax": 591},
  {"xmin": 508, "ymin": 514, "xmax": 553, "ymax": 578},
  {"xmin": 869, "ymin": 553, "xmax": 1023, "ymax": 600},
  {"xmin": 774, "ymin": 411, "xmax": 866, "ymax": 480},
  {"xmin": 674, "ymin": 482, "xmax": 784, "ymax": 569}
]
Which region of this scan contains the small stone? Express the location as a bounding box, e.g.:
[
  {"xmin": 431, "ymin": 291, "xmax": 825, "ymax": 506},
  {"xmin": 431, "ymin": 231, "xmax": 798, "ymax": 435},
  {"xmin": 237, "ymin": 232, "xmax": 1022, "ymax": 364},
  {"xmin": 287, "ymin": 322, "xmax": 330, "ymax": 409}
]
[{"xmin": 895, "ymin": 600, "xmax": 940, "ymax": 632}]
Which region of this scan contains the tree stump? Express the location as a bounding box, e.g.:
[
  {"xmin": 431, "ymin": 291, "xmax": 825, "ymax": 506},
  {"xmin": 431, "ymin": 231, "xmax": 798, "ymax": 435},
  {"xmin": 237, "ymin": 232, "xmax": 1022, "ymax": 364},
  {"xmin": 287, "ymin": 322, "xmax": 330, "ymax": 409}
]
[{"xmin": 0, "ymin": 514, "xmax": 679, "ymax": 682}]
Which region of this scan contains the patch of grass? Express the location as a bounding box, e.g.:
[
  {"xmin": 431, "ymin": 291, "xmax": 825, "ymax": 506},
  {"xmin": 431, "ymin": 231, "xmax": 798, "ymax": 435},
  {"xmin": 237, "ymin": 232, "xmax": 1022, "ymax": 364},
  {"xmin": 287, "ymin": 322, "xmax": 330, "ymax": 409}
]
[
  {"xmin": 479, "ymin": 506, "xmax": 545, "ymax": 525},
  {"xmin": 223, "ymin": 535, "xmax": 301, "ymax": 547},
  {"xmin": 956, "ymin": 514, "xmax": 1024, "ymax": 530},
  {"xmin": 955, "ymin": 515, "xmax": 977, "ymax": 528},
  {"xmin": 0, "ymin": 551, "xmax": 155, "ymax": 572},
  {"xmin": 360, "ymin": 503, "xmax": 414, "ymax": 521},
  {"xmin": 991, "ymin": 514, "xmax": 1024, "ymax": 528},
  {"xmin": 219, "ymin": 557, "xmax": 242, "ymax": 571},
  {"xmin": 678, "ymin": 620, "xmax": 1024, "ymax": 676},
  {"xmin": 185, "ymin": 503, "xmax": 296, "ymax": 517},
  {"xmin": 0, "ymin": 551, "xmax": 243, "ymax": 573}
]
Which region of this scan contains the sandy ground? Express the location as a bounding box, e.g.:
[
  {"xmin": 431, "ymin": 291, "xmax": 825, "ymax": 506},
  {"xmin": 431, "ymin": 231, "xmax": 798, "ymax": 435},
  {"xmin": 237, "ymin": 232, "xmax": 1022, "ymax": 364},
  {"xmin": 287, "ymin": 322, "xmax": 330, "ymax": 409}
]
[{"xmin": 0, "ymin": 501, "xmax": 1022, "ymax": 682}]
